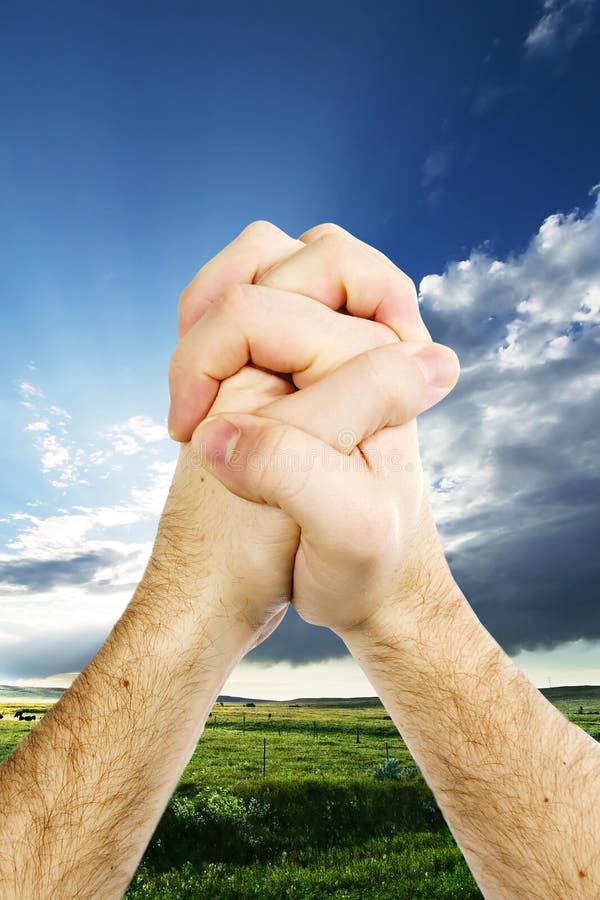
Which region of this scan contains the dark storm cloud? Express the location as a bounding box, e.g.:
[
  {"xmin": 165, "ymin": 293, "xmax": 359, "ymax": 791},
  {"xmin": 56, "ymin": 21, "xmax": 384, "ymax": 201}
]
[
  {"xmin": 3, "ymin": 196, "xmax": 599, "ymax": 678},
  {"xmin": 246, "ymin": 606, "xmax": 347, "ymax": 665},
  {"xmin": 446, "ymin": 486, "xmax": 600, "ymax": 653},
  {"xmin": 0, "ymin": 550, "xmax": 122, "ymax": 593},
  {"xmin": 0, "ymin": 625, "xmax": 112, "ymax": 681},
  {"xmin": 418, "ymin": 190, "xmax": 600, "ymax": 656}
]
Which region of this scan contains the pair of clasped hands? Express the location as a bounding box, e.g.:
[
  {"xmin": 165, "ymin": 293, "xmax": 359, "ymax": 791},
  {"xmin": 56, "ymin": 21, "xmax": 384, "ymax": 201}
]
[{"xmin": 163, "ymin": 220, "xmax": 459, "ymax": 649}]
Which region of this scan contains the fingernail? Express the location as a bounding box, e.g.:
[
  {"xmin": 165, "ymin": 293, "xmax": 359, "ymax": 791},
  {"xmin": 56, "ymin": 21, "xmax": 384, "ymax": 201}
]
[
  {"xmin": 191, "ymin": 416, "xmax": 241, "ymax": 466},
  {"xmin": 415, "ymin": 344, "xmax": 459, "ymax": 389}
]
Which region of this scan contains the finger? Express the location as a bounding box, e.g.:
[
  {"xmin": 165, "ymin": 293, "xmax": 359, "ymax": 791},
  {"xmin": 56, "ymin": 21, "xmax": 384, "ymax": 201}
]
[
  {"xmin": 260, "ymin": 229, "xmax": 430, "ymax": 342},
  {"xmin": 168, "ymin": 283, "xmax": 399, "ymax": 441},
  {"xmin": 189, "ymin": 411, "xmax": 364, "ymax": 536},
  {"xmin": 188, "ymin": 342, "xmax": 459, "ymax": 516},
  {"xmin": 178, "ymin": 220, "xmax": 304, "ymax": 338},
  {"xmin": 298, "ymin": 222, "xmax": 400, "ymax": 271},
  {"xmin": 253, "ymin": 341, "xmax": 460, "ymax": 453}
]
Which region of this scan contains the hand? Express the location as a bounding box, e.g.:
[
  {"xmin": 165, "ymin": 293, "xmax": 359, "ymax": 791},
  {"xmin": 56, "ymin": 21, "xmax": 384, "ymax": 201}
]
[
  {"xmin": 162, "ymin": 221, "xmax": 441, "ymax": 643},
  {"xmin": 190, "ymin": 336, "xmax": 459, "ymax": 632},
  {"xmin": 168, "ymin": 220, "xmax": 430, "ymax": 442}
]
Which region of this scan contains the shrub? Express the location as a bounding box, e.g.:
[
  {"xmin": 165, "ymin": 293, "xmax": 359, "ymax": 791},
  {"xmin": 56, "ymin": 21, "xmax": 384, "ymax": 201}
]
[
  {"xmin": 373, "ymin": 759, "xmax": 421, "ymax": 781},
  {"xmin": 589, "ymin": 730, "xmax": 600, "ymax": 742},
  {"xmin": 373, "ymin": 758, "xmax": 401, "ymax": 779},
  {"xmin": 140, "ymin": 777, "xmax": 442, "ymax": 875}
]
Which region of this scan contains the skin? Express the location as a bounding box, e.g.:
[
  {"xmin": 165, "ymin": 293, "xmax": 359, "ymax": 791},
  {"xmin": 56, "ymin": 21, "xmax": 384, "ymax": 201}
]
[
  {"xmin": 0, "ymin": 221, "xmax": 598, "ymax": 898},
  {"xmin": 0, "ymin": 223, "xmax": 449, "ymax": 898}
]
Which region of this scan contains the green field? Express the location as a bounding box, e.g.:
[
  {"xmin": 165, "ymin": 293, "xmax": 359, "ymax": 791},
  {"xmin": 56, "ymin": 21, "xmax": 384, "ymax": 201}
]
[{"xmin": 1, "ymin": 688, "xmax": 599, "ymax": 898}]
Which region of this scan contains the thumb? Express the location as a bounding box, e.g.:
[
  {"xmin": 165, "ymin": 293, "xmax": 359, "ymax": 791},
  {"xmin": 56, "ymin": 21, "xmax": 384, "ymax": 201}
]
[{"xmin": 189, "ymin": 412, "xmax": 363, "ymax": 533}]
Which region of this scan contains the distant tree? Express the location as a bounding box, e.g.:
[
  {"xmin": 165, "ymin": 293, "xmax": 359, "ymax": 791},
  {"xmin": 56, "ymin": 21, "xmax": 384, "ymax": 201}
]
[{"xmin": 245, "ymin": 702, "xmax": 255, "ymax": 708}]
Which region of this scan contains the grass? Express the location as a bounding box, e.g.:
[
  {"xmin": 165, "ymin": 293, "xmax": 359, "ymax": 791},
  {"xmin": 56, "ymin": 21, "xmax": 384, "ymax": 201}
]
[{"xmin": 1, "ymin": 691, "xmax": 599, "ymax": 898}]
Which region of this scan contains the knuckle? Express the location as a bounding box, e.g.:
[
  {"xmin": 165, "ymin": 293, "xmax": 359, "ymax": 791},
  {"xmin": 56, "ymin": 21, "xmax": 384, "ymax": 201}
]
[
  {"xmin": 177, "ymin": 282, "xmax": 194, "ymax": 316},
  {"xmin": 214, "ymin": 281, "xmax": 247, "ymax": 316},
  {"xmin": 301, "ymin": 222, "xmax": 347, "ymax": 242},
  {"xmin": 397, "ymin": 268, "xmax": 417, "ymax": 298},
  {"xmin": 243, "ymin": 219, "xmax": 281, "ymax": 241},
  {"xmin": 168, "ymin": 345, "xmax": 183, "ymax": 387},
  {"xmin": 251, "ymin": 422, "xmax": 292, "ymax": 498},
  {"xmin": 313, "ymin": 230, "xmax": 351, "ymax": 254},
  {"xmin": 359, "ymin": 347, "xmax": 392, "ymax": 404},
  {"xmin": 253, "ymin": 421, "xmax": 290, "ymax": 468}
]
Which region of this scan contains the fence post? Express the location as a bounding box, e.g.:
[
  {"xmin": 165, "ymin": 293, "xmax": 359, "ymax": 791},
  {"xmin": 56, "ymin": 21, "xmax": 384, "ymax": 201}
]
[
  {"xmin": 263, "ymin": 737, "xmax": 267, "ymax": 776},
  {"xmin": 356, "ymin": 725, "xmax": 360, "ymax": 744},
  {"xmin": 313, "ymin": 720, "xmax": 317, "ymax": 738},
  {"xmin": 385, "ymin": 741, "xmax": 389, "ymax": 760},
  {"xmin": 242, "ymin": 712, "xmax": 246, "ymax": 733}
]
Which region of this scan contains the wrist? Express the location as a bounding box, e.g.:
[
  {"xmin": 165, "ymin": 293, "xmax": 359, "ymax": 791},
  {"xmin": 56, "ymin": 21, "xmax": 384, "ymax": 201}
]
[
  {"xmin": 334, "ymin": 496, "xmax": 462, "ymax": 641},
  {"xmin": 130, "ymin": 541, "xmax": 259, "ymax": 664},
  {"xmin": 333, "ymin": 523, "xmax": 471, "ymax": 676}
]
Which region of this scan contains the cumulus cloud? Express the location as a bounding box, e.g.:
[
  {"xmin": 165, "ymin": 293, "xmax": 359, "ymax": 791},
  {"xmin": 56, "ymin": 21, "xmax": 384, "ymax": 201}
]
[
  {"xmin": 3, "ymin": 191, "xmax": 599, "ymax": 680},
  {"xmin": 104, "ymin": 415, "xmax": 168, "ymax": 457},
  {"xmin": 19, "ymin": 382, "xmax": 44, "ymax": 399},
  {"xmin": 19, "ymin": 382, "xmax": 168, "ymax": 488},
  {"xmin": 0, "ymin": 402, "xmax": 176, "ymax": 679},
  {"xmin": 19, "ymin": 388, "xmax": 87, "ymax": 488},
  {"xmin": 525, "ymin": 0, "xmax": 598, "ymax": 55},
  {"xmin": 418, "ymin": 186, "xmax": 600, "ymax": 654}
]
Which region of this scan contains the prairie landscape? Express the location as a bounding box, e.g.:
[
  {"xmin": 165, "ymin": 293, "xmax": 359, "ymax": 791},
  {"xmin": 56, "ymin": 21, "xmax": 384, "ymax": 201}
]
[{"xmin": 1, "ymin": 687, "xmax": 599, "ymax": 899}]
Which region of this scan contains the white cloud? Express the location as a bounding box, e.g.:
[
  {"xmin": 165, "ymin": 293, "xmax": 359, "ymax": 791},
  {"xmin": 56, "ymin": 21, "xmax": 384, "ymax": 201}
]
[
  {"xmin": 4, "ymin": 189, "xmax": 600, "ymax": 682},
  {"xmin": 125, "ymin": 415, "xmax": 167, "ymax": 443},
  {"xmin": 0, "ymin": 442, "xmax": 175, "ymax": 680},
  {"xmin": 525, "ymin": 0, "xmax": 597, "ymax": 55},
  {"xmin": 418, "ymin": 186, "xmax": 600, "ymax": 653},
  {"xmin": 48, "ymin": 404, "xmax": 71, "ymax": 420},
  {"xmin": 18, "ymin": 380, "xmax": 168, "ymax": 489},
  {"xmin": 103, "ymin": 414, "xmax": 168, "ymax": 458},
  {"xmin": 39, "ymin": 434, "xmax": 71, "ymax": 472},
  {"xmin": 19, "ymin": 382, "xmax": 44, "ymax": 399}
]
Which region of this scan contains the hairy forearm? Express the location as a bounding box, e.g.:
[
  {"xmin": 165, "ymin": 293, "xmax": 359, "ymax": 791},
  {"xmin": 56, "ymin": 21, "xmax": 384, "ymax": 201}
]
[
  {"xmin": 337, "ymin": 556, "xmax": 600, "ymax": 899},
  {"xmin": 0, "ymin": 546, "xmax": 254, "ymax": 899}
]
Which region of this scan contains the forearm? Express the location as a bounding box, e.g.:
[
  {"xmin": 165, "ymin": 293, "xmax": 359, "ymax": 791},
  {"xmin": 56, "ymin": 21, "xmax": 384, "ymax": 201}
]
[
  {"xmin": 337, "ymin": 555, "xmax": 600, "ymax": 899},
  {"xmin": 0, "ymin": 547, "xmax": 254, "ymax": 899}
]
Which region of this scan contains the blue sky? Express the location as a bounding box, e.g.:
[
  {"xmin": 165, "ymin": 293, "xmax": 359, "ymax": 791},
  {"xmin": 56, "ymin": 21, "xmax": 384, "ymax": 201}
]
[{"xmin": 1, "ymin": 0, "xmax": 599, "ymax": 697}]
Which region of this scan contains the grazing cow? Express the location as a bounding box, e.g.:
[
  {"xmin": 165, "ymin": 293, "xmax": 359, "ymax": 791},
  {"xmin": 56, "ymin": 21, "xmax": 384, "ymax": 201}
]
[
  {"xmin": 22, "ymin": 715, "xmax": 36, "ymax": 722},
  {"xmin": 0, "ymin": 713, "xmax": 4, "ymax": 720}
]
